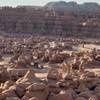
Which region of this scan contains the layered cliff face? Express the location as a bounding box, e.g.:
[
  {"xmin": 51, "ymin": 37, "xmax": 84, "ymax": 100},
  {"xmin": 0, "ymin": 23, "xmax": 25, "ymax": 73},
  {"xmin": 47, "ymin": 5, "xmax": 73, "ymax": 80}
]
[
  {"xmin": 0, "ymin": 1, "xmax": 100, "ymax": 37},
  {"xmin": 45, "ymin": 1, "xmax": 100, "ymax": 13}
]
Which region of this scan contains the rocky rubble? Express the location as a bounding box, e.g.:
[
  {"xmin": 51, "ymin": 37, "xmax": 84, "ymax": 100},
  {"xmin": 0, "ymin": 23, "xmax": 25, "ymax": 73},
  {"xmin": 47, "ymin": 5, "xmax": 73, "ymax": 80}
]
[
  {"xmin": 0, "ymin": 67, "xmax": 100, "ymax": 100},
  {"xmin": 0, "ymin": 36, "xmax": 99, "ymax": 100},
  {"xmin": 0, "ymin": 1, "xmax": 100, "ymax": 37}
]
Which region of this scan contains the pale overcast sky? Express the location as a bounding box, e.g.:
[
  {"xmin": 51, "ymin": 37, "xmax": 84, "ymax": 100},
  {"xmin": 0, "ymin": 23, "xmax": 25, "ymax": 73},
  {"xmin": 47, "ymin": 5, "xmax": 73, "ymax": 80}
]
[{"xmin": 0, "ymin": 0, "xmax": 100, "ymax": 7}]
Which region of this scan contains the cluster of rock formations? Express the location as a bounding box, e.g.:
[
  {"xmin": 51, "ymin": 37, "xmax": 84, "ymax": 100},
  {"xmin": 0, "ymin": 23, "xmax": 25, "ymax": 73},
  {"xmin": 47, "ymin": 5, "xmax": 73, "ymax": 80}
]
[
  {"xmin": 0, "ymin": 36, "xmax": 99, "ymax": 100},
  {"xmin": 0, "ymin": 1, "xmax": 100, "ymax": 37},
  {"xmin": 0, "ymin": 67, "xmax": 100, "ymax": 100}
]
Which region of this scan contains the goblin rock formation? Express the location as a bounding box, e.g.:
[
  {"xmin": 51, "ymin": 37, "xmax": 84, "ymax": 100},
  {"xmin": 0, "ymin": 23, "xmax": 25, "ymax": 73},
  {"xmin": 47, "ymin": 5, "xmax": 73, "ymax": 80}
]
[{"xmin": 0, "ymin": 36, "xmax": 99, "ymax": 100}]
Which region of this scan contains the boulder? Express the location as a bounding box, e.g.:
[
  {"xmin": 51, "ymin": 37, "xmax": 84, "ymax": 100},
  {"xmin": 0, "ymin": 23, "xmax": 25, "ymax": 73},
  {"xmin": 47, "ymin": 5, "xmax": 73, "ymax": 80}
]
[
  {"xmin": 78, "ymin": 82, "xmax": 89, "ymax": 92},
  {"xmin": 25, "ymin": 82, "xmax": 49, "ymax": 100},
  {"xmin": 15, "ymin": 84, "xmax": 26, "ymax": 98},
  {"xmin": 78, "ymin": 91, "xmax": 92, "ymax": 99},
  {"xmin": 48, "ymin": 90, "xmax": 73, "ymax": 100},
  {"xmin": 47, "ymin": 68, "xmax": 62, "ymax": 80}
]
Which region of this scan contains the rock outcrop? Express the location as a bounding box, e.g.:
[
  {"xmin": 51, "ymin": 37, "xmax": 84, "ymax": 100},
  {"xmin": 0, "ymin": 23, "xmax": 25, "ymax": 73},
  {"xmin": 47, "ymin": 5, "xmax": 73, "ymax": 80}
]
[{"xmin": 0, "ymin": 1, "xmax": 100, "ymax": 37}]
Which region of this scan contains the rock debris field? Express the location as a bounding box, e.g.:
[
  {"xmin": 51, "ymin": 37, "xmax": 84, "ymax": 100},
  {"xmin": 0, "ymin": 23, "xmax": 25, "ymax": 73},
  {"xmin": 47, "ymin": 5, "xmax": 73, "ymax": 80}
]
[{"xmin": 0, "ymin": 36, "xmax": 100, "ymax": 100}]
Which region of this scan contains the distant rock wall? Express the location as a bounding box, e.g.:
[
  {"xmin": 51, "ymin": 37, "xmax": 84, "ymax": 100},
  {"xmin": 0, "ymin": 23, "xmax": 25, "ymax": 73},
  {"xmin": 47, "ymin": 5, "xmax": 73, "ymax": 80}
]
[{"xmin": 0, "ymin": 4, "xmax": 100, "ymax": 37}]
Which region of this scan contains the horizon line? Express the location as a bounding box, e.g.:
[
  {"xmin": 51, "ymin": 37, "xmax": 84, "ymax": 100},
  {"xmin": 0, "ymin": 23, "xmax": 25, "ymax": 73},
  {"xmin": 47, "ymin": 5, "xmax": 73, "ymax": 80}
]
[{"xmin": 0, "ymin": 1, "xmax": 100, "ymax": 7}]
